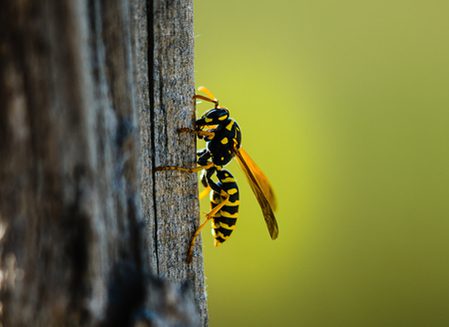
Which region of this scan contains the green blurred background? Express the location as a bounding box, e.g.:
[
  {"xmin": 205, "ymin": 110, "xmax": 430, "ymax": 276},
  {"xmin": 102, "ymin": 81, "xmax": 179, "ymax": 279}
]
[{"xmin": 194, "ymin": 1, "xmax": 449, "ymax": 326}]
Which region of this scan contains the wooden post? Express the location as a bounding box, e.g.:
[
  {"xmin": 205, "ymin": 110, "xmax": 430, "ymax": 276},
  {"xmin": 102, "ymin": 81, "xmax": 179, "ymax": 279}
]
[
  {"xmin": 0, "ymin": 0, "xmax": 206, "ymax": 326},
  {"xmin": 137, "ymin": 0, "xmax": 208, "ymax": 325}
]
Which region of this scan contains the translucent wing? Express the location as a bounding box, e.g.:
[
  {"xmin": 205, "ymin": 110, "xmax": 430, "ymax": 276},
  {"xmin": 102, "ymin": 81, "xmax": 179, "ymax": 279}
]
[
  {"xmin": 237, "ymin": 148, "xmax": 277, "ymax": 211},
  {"xmin": 235, "ymin": 147, "xmax": 279, "ymax": 239}
]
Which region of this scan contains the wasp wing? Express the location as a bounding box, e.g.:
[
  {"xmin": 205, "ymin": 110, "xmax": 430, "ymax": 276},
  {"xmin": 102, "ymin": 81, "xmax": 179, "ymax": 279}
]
[
  {"xmin": 237, "ymin": 148, "xmax": 277, "ymax": 211},
  {"xmin": 235, "ymin": 147, "xmax": 279, "ymax": 239}
]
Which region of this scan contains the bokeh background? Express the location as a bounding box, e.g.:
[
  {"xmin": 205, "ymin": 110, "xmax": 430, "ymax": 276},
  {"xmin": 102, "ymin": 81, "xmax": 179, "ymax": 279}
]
[{"xmin": 194, "ymin": 1, "xmax": 449, "ymax": 326}]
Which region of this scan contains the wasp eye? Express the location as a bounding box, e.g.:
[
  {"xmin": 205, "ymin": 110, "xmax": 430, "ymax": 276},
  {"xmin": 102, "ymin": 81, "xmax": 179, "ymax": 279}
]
[
  {"xmin": 207, "ymin": 108, "xmax": 229, "ymax": 120},
  {"xmin": 198, "ymin": 108, "xmax": 230, "ymax": 127}
]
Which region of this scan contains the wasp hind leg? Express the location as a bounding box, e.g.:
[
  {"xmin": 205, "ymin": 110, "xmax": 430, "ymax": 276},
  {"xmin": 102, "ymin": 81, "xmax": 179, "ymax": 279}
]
[{"xmin": 187, "ymin": 190, "xmax": 230, "ymax": 263}]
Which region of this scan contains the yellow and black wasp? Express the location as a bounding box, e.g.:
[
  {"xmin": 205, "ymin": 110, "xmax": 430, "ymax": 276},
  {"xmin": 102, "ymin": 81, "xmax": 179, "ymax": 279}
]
[{"xmin": 156, "ymin": 87, "xmax": 278, "ymax": 262}]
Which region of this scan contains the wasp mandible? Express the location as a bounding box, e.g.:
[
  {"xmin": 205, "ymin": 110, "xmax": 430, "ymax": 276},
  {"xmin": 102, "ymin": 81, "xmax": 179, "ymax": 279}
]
[{"xmin": 156, "ymin": 87, "xmax": 279, "ymax": 262}]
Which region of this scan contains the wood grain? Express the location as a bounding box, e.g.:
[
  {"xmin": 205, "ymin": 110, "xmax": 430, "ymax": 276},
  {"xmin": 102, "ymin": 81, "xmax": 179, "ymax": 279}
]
[{"xmin": 0, "ymin": 0, "xmax": 206, "ymax": 325}]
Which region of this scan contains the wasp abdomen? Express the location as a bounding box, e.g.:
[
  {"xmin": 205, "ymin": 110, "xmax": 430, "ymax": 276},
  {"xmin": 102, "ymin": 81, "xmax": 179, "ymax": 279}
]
[{"xmin": 210, "ymin": 170, "xmax": 239, "ymax": 246}]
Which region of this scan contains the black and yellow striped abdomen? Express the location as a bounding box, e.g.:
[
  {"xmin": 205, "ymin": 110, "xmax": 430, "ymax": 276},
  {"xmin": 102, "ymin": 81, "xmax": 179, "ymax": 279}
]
[{"xmin": 210, "ymin": 170, "xmax": 240, "ymax": 246}]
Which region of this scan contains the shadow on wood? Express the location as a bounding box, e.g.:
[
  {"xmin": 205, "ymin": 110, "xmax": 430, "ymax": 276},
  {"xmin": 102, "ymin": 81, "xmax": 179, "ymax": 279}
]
[{"xmin": 0, "ymin": 0, "xmax": 206, "ymax": 326}]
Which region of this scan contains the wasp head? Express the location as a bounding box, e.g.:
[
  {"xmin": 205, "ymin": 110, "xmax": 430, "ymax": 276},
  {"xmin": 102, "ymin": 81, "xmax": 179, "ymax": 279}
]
[{"xmin": 196, "ymin": 108, "xmax": 230, "ymax": 128}]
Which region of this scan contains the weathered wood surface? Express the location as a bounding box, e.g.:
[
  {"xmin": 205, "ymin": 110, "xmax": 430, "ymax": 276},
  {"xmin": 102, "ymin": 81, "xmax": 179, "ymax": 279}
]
[
  {"xmin": 138, "ymin": 0, "xmax": 208, "ymax": 324},
  {"xmin": 0, "ymin": 0, "xmax": 206, "ymax": 326}
]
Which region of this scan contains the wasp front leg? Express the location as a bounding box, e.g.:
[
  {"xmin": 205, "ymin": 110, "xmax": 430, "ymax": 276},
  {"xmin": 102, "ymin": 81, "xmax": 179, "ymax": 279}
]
[{"xmin": 178, "ymin": 127, "xmax": 215, "ymax": 140}]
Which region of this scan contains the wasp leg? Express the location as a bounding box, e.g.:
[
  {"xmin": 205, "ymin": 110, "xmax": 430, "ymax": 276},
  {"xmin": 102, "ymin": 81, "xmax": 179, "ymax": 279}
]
[
  {"xmin": 155, "ymin": 161, "xmax": 213, "ymax": 173},
  {"xmin": 198, "ymin": 165, "xmax": 214, "ymax": 199},
  {"xmin": 199, "ymin": 186, "xmax": 211, "ymax": 200},
  {"xmin": 206, "ymin": 191, "xmax": 230, "ymax": 219},
  {"xmin": 199, "ymin": 166, "xmax": 208, "ymax": 187},
  {"xmin": 178, "ymin": 127, "xmax": 215, "ymax": 139},
  {"xmin": 187, "ymin": 190, "xmax": 229, "ymax": 263},
  {"xmin": 156, "ymin": 149, "xmax": 213, "ymax": 172}
]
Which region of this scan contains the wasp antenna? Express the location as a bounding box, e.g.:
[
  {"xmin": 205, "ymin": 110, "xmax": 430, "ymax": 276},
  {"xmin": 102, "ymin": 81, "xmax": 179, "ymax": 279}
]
[
  {"xmin": 198, "ymin": 86, "xmax": 219, "ymax": 104},
  {"xmin": 194, "ymin": 94, "xmax": 219, "ymax": 108}
]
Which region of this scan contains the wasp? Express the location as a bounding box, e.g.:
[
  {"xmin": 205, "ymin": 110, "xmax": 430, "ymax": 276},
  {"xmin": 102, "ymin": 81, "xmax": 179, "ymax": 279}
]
[{"xmin": 156, "ymin": 87, "xmax": 278, "ymax": 262}]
